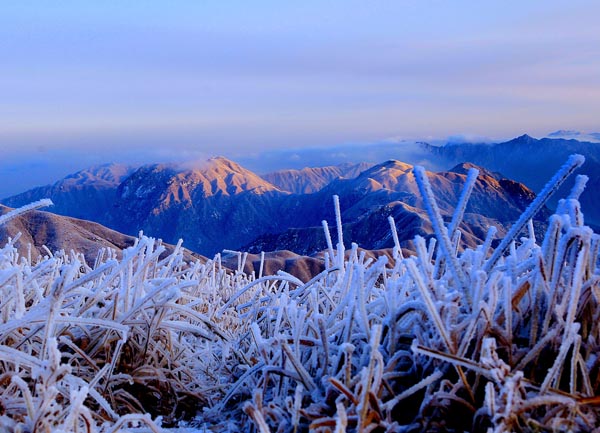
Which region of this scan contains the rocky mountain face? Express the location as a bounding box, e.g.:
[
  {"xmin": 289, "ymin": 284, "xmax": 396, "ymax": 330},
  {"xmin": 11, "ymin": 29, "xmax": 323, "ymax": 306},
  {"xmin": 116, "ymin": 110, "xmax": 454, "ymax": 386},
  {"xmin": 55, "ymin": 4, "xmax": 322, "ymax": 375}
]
[
  {"xmin": 422, "ymin": 134, "xmax": 600, "ymax": 224},
  {"xmin": 262, "ymin": 162, "xmax": 373, "ymax": 194},
  {"xmin": 3, "ymin": 154, "xmax": 550, "ymax": 258},
  {"xmin": 108, "ymin": 157, "xmax": 290, "ymax": 256}
]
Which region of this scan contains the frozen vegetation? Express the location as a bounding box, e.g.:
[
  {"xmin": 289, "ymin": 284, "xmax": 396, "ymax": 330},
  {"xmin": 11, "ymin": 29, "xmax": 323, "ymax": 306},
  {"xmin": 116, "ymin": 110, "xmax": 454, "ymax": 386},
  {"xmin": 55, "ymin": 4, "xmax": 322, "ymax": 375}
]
[{"xmin": 0, "ymin": 155, "xmax": 599, "ymax": 432}]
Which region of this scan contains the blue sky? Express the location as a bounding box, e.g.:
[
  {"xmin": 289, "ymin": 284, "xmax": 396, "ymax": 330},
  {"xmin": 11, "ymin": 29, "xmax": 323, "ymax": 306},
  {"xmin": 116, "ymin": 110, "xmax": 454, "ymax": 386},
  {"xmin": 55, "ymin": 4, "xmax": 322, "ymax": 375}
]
[{"xmin": 1, "ymin": 1, "xmax": 599, "ymax": 196}]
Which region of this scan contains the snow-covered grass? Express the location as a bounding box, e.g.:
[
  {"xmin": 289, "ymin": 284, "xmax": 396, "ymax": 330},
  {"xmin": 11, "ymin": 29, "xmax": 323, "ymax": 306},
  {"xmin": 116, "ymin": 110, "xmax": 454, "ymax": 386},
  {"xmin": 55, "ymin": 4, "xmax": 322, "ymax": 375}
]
[{"xmin": 0, "ymin": 155, "xmax": 599, "ymax": 432}]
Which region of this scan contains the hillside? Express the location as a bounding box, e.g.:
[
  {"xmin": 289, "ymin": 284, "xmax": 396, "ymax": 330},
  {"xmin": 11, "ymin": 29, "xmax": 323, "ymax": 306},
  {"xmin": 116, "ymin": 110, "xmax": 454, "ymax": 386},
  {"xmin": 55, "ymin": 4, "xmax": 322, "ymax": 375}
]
[
  {"xmin": 0, "ymin": 204, "xmax": 203, "ymax": 265},
  {"xmin": 0, "ymin": 204, "xmax": 138, "ymax": 262}
]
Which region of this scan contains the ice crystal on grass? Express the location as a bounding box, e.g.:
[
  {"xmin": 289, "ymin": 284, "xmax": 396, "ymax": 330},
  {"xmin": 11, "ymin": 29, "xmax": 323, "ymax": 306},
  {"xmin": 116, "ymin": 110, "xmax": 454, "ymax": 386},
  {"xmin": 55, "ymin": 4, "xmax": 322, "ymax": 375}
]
[{"xmin": 0, "ymin": 154, "xmax": 599, "ymax": 432}]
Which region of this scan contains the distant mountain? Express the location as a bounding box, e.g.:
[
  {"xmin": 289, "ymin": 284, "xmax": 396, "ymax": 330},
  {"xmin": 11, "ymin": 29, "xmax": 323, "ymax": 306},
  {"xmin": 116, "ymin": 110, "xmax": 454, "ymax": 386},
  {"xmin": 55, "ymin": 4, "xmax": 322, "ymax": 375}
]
[
  {"xmin": 108, "ymin": 157, "xmax": 289, "ymax": 256},
  {"xmin": 2, "ymin": 163, "xmax": 135, "ymax": 225},
  {"xmin": 262, "ymin": 162, "xmax": 373, "ymax": 194},
  {"xmin": 422, "ymin": 134, "xmax": 600, "ymax": 224}
]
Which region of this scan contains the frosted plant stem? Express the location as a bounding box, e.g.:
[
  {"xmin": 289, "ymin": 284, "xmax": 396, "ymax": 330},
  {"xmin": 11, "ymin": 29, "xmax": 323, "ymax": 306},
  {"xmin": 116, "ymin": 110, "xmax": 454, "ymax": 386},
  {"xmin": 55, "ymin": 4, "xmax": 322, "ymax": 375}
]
[
  {"xmin": 334, "ymin": 401, "xmax": 348, "ymax": 433},
  {"xmin": 282, "ymin": 342, "xmax": 317, "ymax": 391},
  {"xmin": 388, "ymin": 216, "xmax": 404, "ymax": 260},
  {"xmin": 406, "ymin": 259, "xmax": 454, "ymax": 352},
  {"xmin": 382, "ymin": 370, "xmax": 443, "ymax": 411},
  {"xmin": 0, "ymin": 198, "xmax": 53, "ymax": 226},
  {"xmin": 527, "ymin": 219, "xmax": 536, "ymax": 243},
  {"xmin": 413, "ymin": 166, "xmax": 468, "ymax": 293},
  {"xmin": 541, "ymin": 323, "xmax": 579, "ymax": 392},
  {"xmin": 484, "ymin": 154, "xmax": 585, "ymax": 274},
  {"xmin": 333, "ymin": 195, "xmax": 345, "ymax": 269},
  {"xmin": 259, "ymin": 251, "xmax": 265, "ymax": 278},
  {"xmin": 322, "ymin": 220, "xmax": 335, "ymax": 265},
  {"xmin": 568, "ymin": 174, "xmax": 589, "ymax": 200},
  {"xmin": 564, "ymin": 238, "xmax": 589, "ymax": 329},
  {"xmin": 358, "ymin": 324, "xmax": 382, "ymax": 431},
  {"xmin": 570, "ymin": 334, "xmax": 581, "ymax": 395},
  {"xmin": 448, "ymin": 167, "xmax": 479, "ymax": 237},
  {"xmin": 514, "ymin": 327, "xmax": 559, "ymax": 371},
  {"xmin": 356, "ymin": 264, "xmax": 370, "ymax": 340}
]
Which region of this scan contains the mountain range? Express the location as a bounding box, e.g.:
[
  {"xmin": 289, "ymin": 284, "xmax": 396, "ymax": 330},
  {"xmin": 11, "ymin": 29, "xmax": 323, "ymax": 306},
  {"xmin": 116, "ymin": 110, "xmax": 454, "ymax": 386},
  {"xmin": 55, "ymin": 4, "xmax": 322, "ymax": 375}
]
[{"xmin": 1, "ymin": 151, "xmax": 552, "ymax": 258}]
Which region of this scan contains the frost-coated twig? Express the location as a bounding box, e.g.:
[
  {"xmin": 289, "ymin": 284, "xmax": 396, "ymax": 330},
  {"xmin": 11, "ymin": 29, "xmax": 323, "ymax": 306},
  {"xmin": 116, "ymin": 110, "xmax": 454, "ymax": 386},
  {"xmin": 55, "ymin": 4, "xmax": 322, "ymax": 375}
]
[
  {"xmin": 448, "ymin": 167, "xmax": 479, "ymax": 237},
  {"xmin": 333, "ymin": 195, "xmax": 345, "ymax": 268},
  {"xmin": 406, "ymin": 259, "xmax": 454, "ymax": 352},
  {"xmin": 568, "ymin": 174, "xmax": 589, "ymax": 200},
  {"xmin": 484, "ymin": 154, "xmax": 585, "ymax": 273},
  {"xmin": 0, "ymin": 198, "xmax": 53, "ymax": 226},
  {"xmin": 322, "ymin": 219, "xmax": 335, "ymax": 264},
  {"xmin": 382, "ymin": 369, "xmax": 443, "ymax": 411},
  {"xmin": 388, "ymin": 216, "xmax": 404, "ymax": 260}
]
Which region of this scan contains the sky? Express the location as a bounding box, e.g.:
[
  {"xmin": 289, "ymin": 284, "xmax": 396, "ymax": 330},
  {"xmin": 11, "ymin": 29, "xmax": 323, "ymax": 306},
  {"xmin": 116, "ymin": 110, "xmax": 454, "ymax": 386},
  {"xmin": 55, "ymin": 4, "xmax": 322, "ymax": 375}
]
[{"xmin": 1, "ymin": 0, "xmax": 600, "ymax": 197}]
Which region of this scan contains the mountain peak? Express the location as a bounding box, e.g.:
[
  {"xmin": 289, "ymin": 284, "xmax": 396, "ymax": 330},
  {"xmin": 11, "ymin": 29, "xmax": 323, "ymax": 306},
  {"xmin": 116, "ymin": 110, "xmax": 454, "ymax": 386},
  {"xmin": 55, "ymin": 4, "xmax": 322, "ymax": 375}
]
[
  {"xmin": 51, "ymin": 163, "xmax": 136, "ymax": 188},
  {"xmin": 362, "ymin": 159, "xmax": 413, "ymax": 174},
  {"xmin": 206, "ymin": 155, "xmax": 239, "ymax": 167},
  {"xmin": 178, "ymin": 156, "xmax": 244, "ymax": 173},
  {"xmin": 516, "ymin": 134, "xmax": 535, "ymax": 141},
  {"xmin": 448, "ymin": 162, "xmax": 503, "ymax": 180},
  {"xmin": 500, "ymin": 134, "xmax": 539, "ymax": 146},
  {"xmin": 120, "ymin": 158, "xmax": 283, "ymax": 203},
  {"xmin": 262, "ymin": 162, "xmax": 373, "ymax": 194}
]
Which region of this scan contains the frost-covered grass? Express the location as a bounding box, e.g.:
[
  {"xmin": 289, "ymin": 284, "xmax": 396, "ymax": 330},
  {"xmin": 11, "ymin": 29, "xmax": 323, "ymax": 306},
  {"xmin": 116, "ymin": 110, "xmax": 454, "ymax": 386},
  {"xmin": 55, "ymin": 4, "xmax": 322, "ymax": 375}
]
[{"xmin": 0, "ymin": 156, "xmax": 599, "ymax": 432}]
